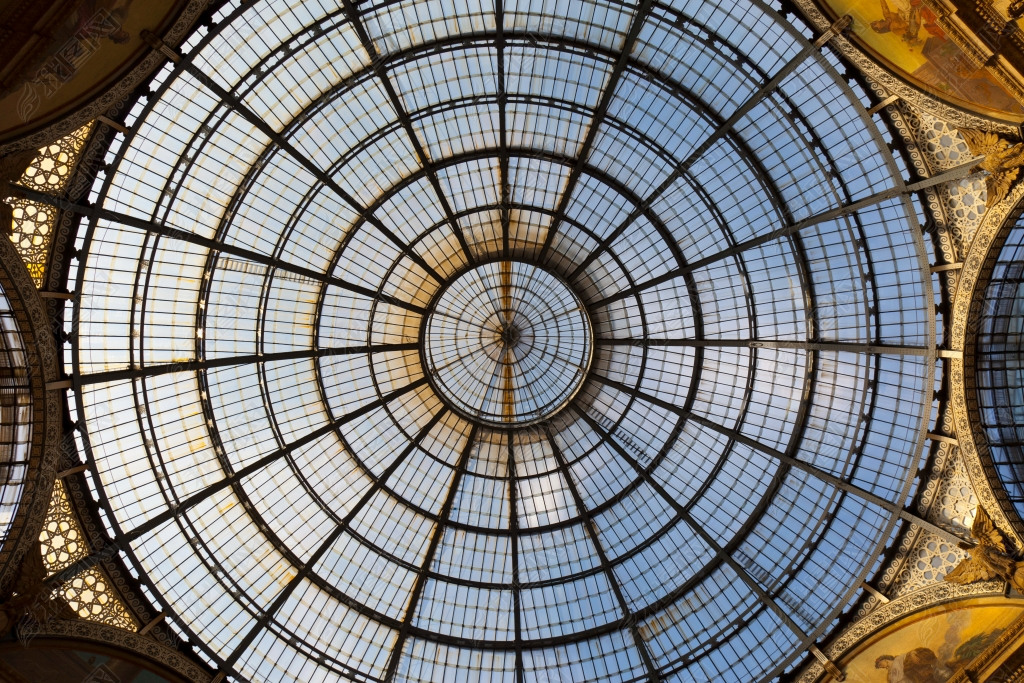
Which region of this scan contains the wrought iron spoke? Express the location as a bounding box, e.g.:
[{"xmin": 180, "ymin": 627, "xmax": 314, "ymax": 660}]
[
  {"xmin": 218, "ymin": 409, "xmax": 446, "ymax": 677},
  {"xmin": 14, "ymin": 185, "xmax": 428, "ymax": 316},
  {"xmin": 587, "ymin": 372, "xmax": 961, "ymax": 544},
  {"xmin": 586, "ymin": 161, "xmax": 980, "ymax": 312},
  {"xmin": 142, "ymin": 36, "xmax": 448, "ymax": 286},
  {"xmin": 382, "ymin": 424, "xmax": 479, "ymax": 681},
  {"xmin": 536, "ymin": 0, "xmax": 657, "ymax": 261},
  {"xmin": 45, "ymin": 377, "xmax": 428, "ymax": 587},
  {"xmin": 595, "ymin": 337, "xmax": 929, "ymax": 356},
  {"xmin": 77, "ymin": 344, "xmax": 417, "ymax": 385},
  {"xmin": 339, "ymin": 0, "xmax": 476, "ymax": 266},
  {"xmin": 544, "ymin": 425, "xmax": 661, "ymax": 682},
  {"xmin": 566, "ymin": 16, "xmax": 852, "ymax": 283}
]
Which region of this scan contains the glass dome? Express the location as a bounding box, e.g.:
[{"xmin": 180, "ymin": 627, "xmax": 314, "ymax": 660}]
[
  {"xmin": 68, "ymin": 0, "xmax": 937, "ymax": 680},
  {"xmin": 974, "ymin": 215, "xmax": 1024, "ymax": 523},
  {"xmin": 0, "ymin": 279, "xmax": 32, "ymax": 548}
]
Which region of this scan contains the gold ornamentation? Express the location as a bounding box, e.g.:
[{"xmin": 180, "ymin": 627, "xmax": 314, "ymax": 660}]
[
  {"xmin": 959, "ymin": 129, "xmax": 1024, "ymax": 208},
  {"xmin": 38, "ymin": 480, "xmax": 86, "ymax": 573},
  {"xmin": 36, "ymin": 480, "xmax": 136, "ymax": 631},
  {"xmin": 945, "ymin": 506, "xmax": 1024, "ymax": 591},
  {"xmin": 58, "ymin": 567, "xmax": 135, "ymax": 630},
  {"xmin": 17, "ymin": 124, "xmax": 90, "ymax": 195},
  {"xmin": 5, "ymin": 123, "xmax": 92, "ymax": 287}
]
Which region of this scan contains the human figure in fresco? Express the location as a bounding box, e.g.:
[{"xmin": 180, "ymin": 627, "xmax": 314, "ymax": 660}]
[
  {"xmin": 870, "ymin": 0, "xmax": 908, "ymax": 36},
  {"xmin": 869, "ymin": 0, "xmax": 940, "ymax": 45},
  {"xmin": 874, "ymin": 648, "xmax": 951, "ymax": 683}
]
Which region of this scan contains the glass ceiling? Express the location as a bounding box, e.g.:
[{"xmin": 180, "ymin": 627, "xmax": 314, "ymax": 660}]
[
  {"xmin": 67, "ymin": 0, "xmax": 938, "ymax": 680},
  {"xmin": 0, "ymin": 279, "xmax": 32, "ymax": 548},
  {"xmin": 975, "ymin": 216, "xmax": 1024, "ymax": 523}
]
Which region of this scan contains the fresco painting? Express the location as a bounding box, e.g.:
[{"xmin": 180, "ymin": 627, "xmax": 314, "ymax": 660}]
[
  {"xmin": 0, "ymin": 0, "xmax": 184, "ymax": 140},
  {"xmin": 839, "ymin": 597, "xmax": 1024, "ymax": 682},
  {"xmin": 820, "ymin": 0, "xmax": 1024, "ymax": 120}
]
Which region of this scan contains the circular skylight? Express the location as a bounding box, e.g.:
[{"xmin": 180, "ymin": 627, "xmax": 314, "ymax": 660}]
[
  {"xmin": 423, "ymin": 260, "xmax": 592, "ymax": 426},
  {"xmin": 68, "ymin": 1, "xmax": 937, "ymax": 681}
]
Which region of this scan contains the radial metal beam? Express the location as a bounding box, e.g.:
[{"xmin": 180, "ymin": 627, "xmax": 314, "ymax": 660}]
[
  {"xmin": 579, "ymin": 411, "xmax": 815, "ymax": 650},
  {"xmin": 587, "ymin": 161, "xmax": 983, "ymax": 311},
  {"xmin": 77, "ymin": 344, "xmax": 417, "ymax": 386},
  {"xmin": 596, "ymin": 337, "xmax": 929, "ymax": 356},
  {"xmin": 536, "ymin": 0, "xmax": 657, "ymax": 261},
  {"xmin": 140, "ymin": 32, "xmax": 446, "ymax": 286},
  {"xmin": 589, "ymin": 372, "xmax": 964, "ymax": 545},
  {"xmin": 383, "ymin": 424, "xmax": 479, "ymax": 682},
  {"xmin": 545, "ymin": 426, "xmax": 661, "ymax": 683},
  {"xmin": 508, "ymin": 435, "xmax": 525, "ymax": 683},
  {"xmin": 218, "ymin": 409, "xmax": 446, "ymax": 677},
  {"xmin": 12, "ymin": 185, "xmax": 428, "ymax": 316},
  {"xmin": 339, "ymin": 0, "xmax": 476, "ymax": 266},
  {"xmin": 496, "ymin": 0, "xmax": 511, "ymax": 259},
  {"xmin": 44, "ymin": 377, "xmax": 428, "ymax": 588},
  {"xmin": 567, "ymin": 16, "xmax": 852, "ymax": 283}
]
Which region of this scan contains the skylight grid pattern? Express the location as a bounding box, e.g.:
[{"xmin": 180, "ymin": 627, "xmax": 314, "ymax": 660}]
[
  {"xmin": 69, "ymin": 0, "xmax": 937, "ymax": 680},
  {"xmin": 0, "ymin": 282, "xmax": 31, "ymax": 549},
  {"xmin": 973, "ymin": 219, "xmax": 1024, "ymax": 521}
]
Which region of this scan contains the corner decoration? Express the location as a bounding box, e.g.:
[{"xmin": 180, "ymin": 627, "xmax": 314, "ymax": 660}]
[
  {"xmin": 959, "ymin": 129, "xmax": 1024, "ymax": 208},
  {"xmin": 945, "ymin": 507, "xmax": 1024, "ymax": 591}
]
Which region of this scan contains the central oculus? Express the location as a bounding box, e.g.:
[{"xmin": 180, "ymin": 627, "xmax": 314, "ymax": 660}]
[{"xmin": 422, "ymin": 260, "xmax": 593, "ymax": 427}]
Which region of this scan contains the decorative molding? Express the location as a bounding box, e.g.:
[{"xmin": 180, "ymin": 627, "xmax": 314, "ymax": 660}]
[
  {"xmin": 790, "ymin": 0, "xmax": 1020, "ymax": 134},
  {"xmin": 795, "ymin": 581, "xmax": 1005, "ymax": 683},
  {"xmin": 886, "ymin": 101, "xmax": 987, "ymax": 259},
  {"xmin": 0, "ymin": 234, "xmax": 61, "ymax": 598},
  {"xmin": 949, "ymin": 180, "xmax": 1024, "ymax": 546},
  {"xmin": 15, "ymin": 618, "xmax": 213, "ymax": 682},
  {"xmin": 0, "ymin": 0, "xmax": 211, "ymax": 157}
]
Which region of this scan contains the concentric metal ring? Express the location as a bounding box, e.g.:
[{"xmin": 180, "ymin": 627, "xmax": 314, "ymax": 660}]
[{"xmin": 422, "ymin": 260, "xmax": 592, "ymax": 426}]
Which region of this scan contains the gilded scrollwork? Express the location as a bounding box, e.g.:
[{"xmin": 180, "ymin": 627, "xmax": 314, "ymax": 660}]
[{"xmin": 958, "ymin": 129, "xmax": 1024, "ymax": 208}]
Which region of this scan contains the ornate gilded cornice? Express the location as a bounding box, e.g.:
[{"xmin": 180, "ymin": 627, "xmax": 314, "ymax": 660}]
[
  {"xmin": 0, "ymin": 235, "xmax": 62, "ymax": 596},
  {"xmin": 950, "ymin": 181, "xmax": 1024, "ymax": 544}
]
